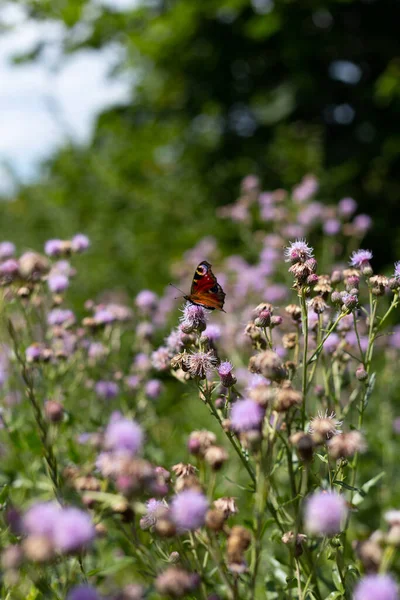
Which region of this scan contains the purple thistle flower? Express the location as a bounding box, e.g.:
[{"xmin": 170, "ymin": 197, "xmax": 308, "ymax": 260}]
[
  {"xmin": 349, "ymin": 249, "xmax": 373, "ymax": 268},
  {"xmin": 104, "ymin": 416, "xmax": 143, "ymax": 454},
  {"xmin": 140, "ymin": 498, "xmax": 167, "ymax": 529},
  {"xmin": 171, "ymin": 490, "xmax": 209, "ymax": 531},
  {"xmin": 47, "ymin": 308, "xmax": 75, "ymax": 327},
  {"xmin": 292, "ymin": 175, "xmax": 319, "ymax": 203},
  {"xmin": 53, "ymin": 508, "xmax": 95, "ymax": 552},
  {"xmin": 67, "ymin": 586, "xmax": 100, "ymax": 600},
  {"xmin": 231, "ymin": 399, "xmax": 264, "ymax": 432},
  {"xmin": 88, "ymin": 342, "xmax": 107, "ymax": 360},
  {"xmin": 217, "ymin": 361, "xmax": 236, "ymax": 388},
  {"xmin": 23, "ymin": 501, "xmax": 61, "ymax": 537},
  {"xmin": 145, "ymin": 379, "xmax": 163, "ymax": 399},
  {"xmin": 95, "ymin": 380, "xmax": 119, "ymax": 399},
  {"xmin": 136, "ymin": 321, "xmax": 154, "ymax": 340},
  {"xmin": 25, "ymin": 344, "xmax": 43, "ymax": 362},
  {"xmin": 166, "ymin": 329, "xmax": 185, "ymax": 353},
  {"xmin": 0, "ymin": 241, "xmax": 15, "ymax": 259},
  {"xmin": 353, "ymin": 214, "xmax": 372, "ymax": 233},
  {"xmin": 180, "ymin": 303, "xmax": 207, "ymax": 333},
  {"xmin": 134, "ymin": 352, "xmax": 152, "ymax": 372},
  {"xmin": 93, "ymin": 308, "xmax": 115, "ymax": 325},
  {"xmin": 151, "ymin": 346, "xmax": 171, "ymax": 371},
  {"xmin": 135, "ymin": 290, "xmax": 158, "ymax": 313},
  {"xmin": 187, "ymin": 351, "xmax": 217, "ymax": 379},
  {"xmin": 323, "ymin": 218, "xmax": 341, "ymax": 236},
  {"xmin": 0, "ymin": 258, "xmax": 19, "ymax": 276},
  {"xmin": 394, "ymin": 262, "xmax": 400, "ymax": 279},
  {"xmin": 284, "ymin": 239, "xmax": 314, "ymax": 264},
  {"xmin": 45, "ymin": 239, "xmax": 64, "ymax": 257},
  {"xmin": 48, "ymin": 273, "xmax": 69, "ymax": 293},
  {"xmin": 125, "ymin": 374, "xmax": 141, "ymax": 390},
  {"xmin": 71, "ymin": 233, "xmax": 90, "ymax": 253},
  {"xmin": 304, "ymin": 491, "xmax": 348, "ymax": 536},
  {"xmin": 204, "ymin": 324, "xmax": 222, "ymax": 342},
  {"xmin": 353, "ymin": 575, "xmax": 399, "ymax": 600},
  {"xmin": 338, "ymin": 197, "xmax": 357, "ymax": 218}
]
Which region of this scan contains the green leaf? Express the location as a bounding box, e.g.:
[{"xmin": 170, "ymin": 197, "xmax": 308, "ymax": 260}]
[
  {"xmin": 333, "ymin": 480, "xmax": 360, "ymax": 493},
  {"xmin": 353, "ymin": 471, "xmax": 385, "ymax": 506},
  {"xmin": 326, "ymin": 592, "xmax": 344, "ymax": 600},
  {"xmin": 316, "ymin": 453, "xmax": 328, "ymax": 463},
  {"xmin": 332, "ymin": 566, "xmax": 344, "ymax": 593}
]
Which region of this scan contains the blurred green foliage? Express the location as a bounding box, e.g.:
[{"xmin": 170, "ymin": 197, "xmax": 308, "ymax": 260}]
[{"xmin": 1, "ymin": 0, "xmax": 400, "ymax": 297}]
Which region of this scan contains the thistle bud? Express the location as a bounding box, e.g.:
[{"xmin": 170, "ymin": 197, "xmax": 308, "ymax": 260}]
[
  {"xmin": 356, "ymin": 366, "xmax": 368, "ymax": 381},
  {"xmin": 270, "ymin": 315, "xmax": 283, "ymax": 327}
]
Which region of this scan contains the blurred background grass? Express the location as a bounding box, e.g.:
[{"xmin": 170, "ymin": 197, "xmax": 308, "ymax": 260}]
[{"xmin": 1, "ymin": 0, "xmax": 400, "ymax": 299}]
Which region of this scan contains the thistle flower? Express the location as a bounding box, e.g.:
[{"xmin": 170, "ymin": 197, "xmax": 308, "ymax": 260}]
[
  {"xmin": 204, "ymin": 324, "xmax": 222, "ymax": 342},
  {"xmin": 284, "ymin": 239, "xmax": 314, "ymax": 264},
  {"xmin": 353, "ymin": 214, "xmax": 372, "ymax": 233},
  {"xmin": 104, "ymin": 417, "xmax": 143, "ymax": 455},
  {"xmin": 151, "ymin": 347, "xmax": 171, "ymax": 371},
  {"xmin": 0, "ymin": 241, "xmax": 15, "ymax": 259},
  {"xmin": 71, "ymin": 234, "xmax": 90, "ymax": 253},
  {"xmin": 393, "ymin": 262, "xmax": 400, "ymax": 279},
  {"xmin": 353, "ymin": 575, "xmax": 398, "ymax": 600},
  {"xmin": 304, "ymin": 491, "xmax": 348, "ymax": 536},
  {"xmin": 323, "ymin": 218, "xmax": 341, "ymax": 236},
  {"xmin": 180, "ymin": 303, "xmax": 207, "ymax": 333},
  {"xmin": 23, "ymin": 502, "xmax": 61, "ymax": 537},
  {"xmin": 231, "ymin": 399, "xmax": 264, "ymax": 432},
  {"xmin": 44, "ymin": 239, "xmax": 64, "ymax": 257},
  {"xmin": 187, "ymin": 351, "xmax": 217, "ymax": 379},
  {"xmin": 338, "ymin": 197, "xmax": 357, "ymax": 218},
  {"xmin": 53, "ymin": 508, "xmax": 95, "ymax": 553},
  {"xmin": 47, "ymin": 309, "xmax": 75, "ymax": 327},
  {"xmin": 350, "ymin": 249, "xmax": 373, "ymax": 269},
  {"xmin": 214, "ymin": 497, "xmax": 238, "ymax": 518},
  {"xmin": 95, "ymin": 380, "xmax": 119, "ymax": 400},
  {"xmin": 155, "ymin": 567, "xmax": 199, "ymax": 598},
  {"xmin": 48, "ymin": 273, "xmax": 69, "ymax": 293},
  {"xmin": 145, "ymin": 379, "xmax": 163, "ymax": 399},
  {"xmin": 309, "ymin": 411, "xmax": 342, "ymax": 442},
  {"xmin": 217, "ymin": 361, "xmax": 237, "ymax": 387},
  {"xmin": 140, "ymin": 498, "xmax": 168, "ymax": 530},
  {"xmin": 292, "ymin": 175, "xmax": 319, "ymax": 203},
  {"xmin": 67, "ymin": 586, "xmax": 100, "ymax": 600},
  {"xmin": 328, "ymin": 431, "xmax": 366, "ymax": 459},
  {"xmin": 187, "ymin": 430, "xmax": 216, "ymax": 456},
  {"xmin": 135, "ymin": 290, "xmax": 158, "ymax": 313},
  {"xmin": 171, "ymin": 490, "xmax": 209, "ymax": 531}
]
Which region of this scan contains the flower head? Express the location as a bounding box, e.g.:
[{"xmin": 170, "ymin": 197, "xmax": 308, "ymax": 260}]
[
  {"xmin": 309, "ymin": 411, "xmax": 342, "ymax": 441},
  {"xmin": 95, "ymin": 380, "xmax": 119, "ymax": 400},
  {"xmin": 23, "ymin": 502, "xmax": 61, "ymax": 537},
  {"xmin": 145, "ymin": 379, "xmax": 163, "ymax": 399},
  {"xmin": 353, "ymin": 574, "xmax": 398, "ymax": 600},
  {"xmin": 151, "ymin": 346, "xmax": 171, "ymax": 371},
  {"xmin": 217, "ymin": 361, "xmax": 237, "ymax": 388},
  {"xmin": 349, "ymin": 249, "xmax": 373, "ymax": 268},
  {"xmin": 171, "ymin": 490, "xmax": 209, "ymax": 531},
  {"xmin": 135, "ymin": 290, "xmax": 158, "ymax": 313},
  {"xmin": 353, "ymin": 214, "xmax": 372, "ymax": 233},
  {"xmin": 304, "ymin": 491, "xmax": 348, "ymax": 536},
  {"xmin": 45, "ymin": 239, "xmax": 64, "ymax": 257},
  {"xmin": 104, "ymin": 417, "xmax": 143, "ymax": 455},
  {"xmin": 394, "ymin": 262, "xmax": 400, "ymax": 279},
  {"xmin": 231, "ymin": 399, "xmax": 264, "ymax": 432},
  {"xmin": 187, "ymin": 351, "xmax": 217, "ymax": 379},
  {"xmin": 53, "ymin": 508, "xmax": 95, "ymax": 552},
  {"xmin": 140, "ymin": 498, "xmax": 167, "ymax": 530},
  {"xmin": 48, "ymin": 273, "xmax": 69, "ymax": 293},
  {"xmin": 180, "ymin": 303, "xmax": 207, "ymax": 333},
  {"xmin": 323, "ymin": 218, "xmax": 341, "ymax": 236},
  {"xmin": 71, "ymin": 234, "xmax": 90, "ymax": 253},
  {"xmin": 284, "ymin": 239, "xmax": 314, "ymax": 264},
  {"xmin": 0, "ymin": 241, "xmax": 15, "ymax": 259},
  {"xmin": 67, "ymin": 586, "xmax": 100, "ymax": 600},
  {"xmin": 47, "ymin": 309, "xmax": 75, "ymax": 327},
  {"xmin": 338, "ymin": 197, "xmax": 357, "ymax": 218}
]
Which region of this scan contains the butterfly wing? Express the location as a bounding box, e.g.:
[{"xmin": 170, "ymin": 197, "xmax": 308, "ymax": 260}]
[{"xmin": 187, "ymin": 261, "xmax": 226, "ymax": 311}]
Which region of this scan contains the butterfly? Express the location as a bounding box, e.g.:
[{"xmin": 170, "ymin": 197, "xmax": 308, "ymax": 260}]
[{"xmin": 171, "ymin": 261, "xmax": 226, "ymax": 311}]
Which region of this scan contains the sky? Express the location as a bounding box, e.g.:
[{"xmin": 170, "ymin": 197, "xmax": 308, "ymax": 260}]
[{"xmin": 0, "ymin": 1, "xmax": 134, "ymax": 195}]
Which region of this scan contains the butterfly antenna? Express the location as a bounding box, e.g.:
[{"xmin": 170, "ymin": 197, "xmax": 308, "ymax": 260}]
[{"xmin": 169, "ymin": 283, "xmax": 187, "ymax": 299}]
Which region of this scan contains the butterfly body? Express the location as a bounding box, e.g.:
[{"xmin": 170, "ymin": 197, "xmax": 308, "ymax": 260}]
[{"xmin": 185, "ymin": 261, "xmax": 226, "ymax": 311}]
